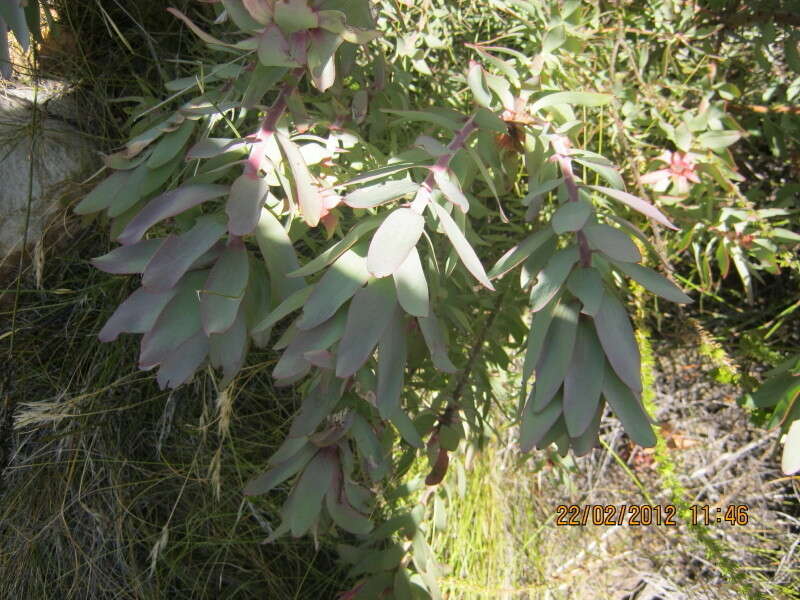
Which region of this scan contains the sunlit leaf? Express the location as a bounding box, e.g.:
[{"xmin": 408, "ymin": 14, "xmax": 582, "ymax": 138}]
[
  {"xmin": 200, "ymin": 240, "xmax": 250, "ymax": 335},
  {"xmin": 227, "ymin": 174, "xmax": 270, "ymax": 236},
  {"xmin": 367, "ymin": 208, "xmax": 425, "ymax": 278},
  {"xmin": 529, "ymin": 91, "xmax": 612, "ymax": 114},
  {"xmin": 393, "ymin": 247, "xmax": 429, "ymax": 317},
  {"xmin": 254, "ymin": 208, "xmax": 306, "ymax": 301},
  {"xmin": 276, "ymin": 131, "xmax": 324, "ymax": 227},
  {"xmin": 609, "ymin": 260, "xmax": 692, "ymax": 304},
  {"xmin": 343, "ymin": 177, "xmax": 419, "ymax": 209},
  {"xmin": 593, "ymin": 291, "xmax": 641, "ymax": 394},
  {"xmin": 588, "ymin": 185, "xmax": 677, "ymax": 230},
  {"xmin": 429, "ymin": 202, "xmax": 494, "ymax": 290}
]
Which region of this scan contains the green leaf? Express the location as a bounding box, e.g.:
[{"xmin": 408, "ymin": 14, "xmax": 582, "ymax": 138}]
[
  {"xmin": 489, "ymin": 227, "xmax": 554, "ymax": 280},
  {"xmin": 593, "ymin": 292, "xmax": 641, "ymax": 394},
  {"xmin": 609, "ymin": 260, "xmax": 692, "ymax": 304},
  {"xmin": 573, "ymin": 156, "xmax": 624, "ymax": 190},
  {"xmin": 98, "ymin": 286, "xmax": 179, "ymax": 343},
  {"xmin": 336, "ymin": 163, "xmax": 422, "ymax": 188},
  {"xmin": 383, "ymin": 109, "xmax": 463, "ymax": 131},
  {"xmin": 227, "ymin": 174, "xmax": 270, "ymax": 236},
  {"xmin": 529, "ymin": 91, "xmax": 612, "ymax": 114},
  {"xmin": 91, "ymin": 239, "xmax": 164, "ymax": 275},
  {"xmin": 336, "ymin": 277, "xmax": 398, "ymax": 377},
  {"xmin": 276, "ymin": 131, "xmax": 324, "ymax": 227},
  {"xmin": 287, "ymin": 449, "xmax": 336, "ymax": 537},
  {"xmin": 0, "ymin": 2, "xmax": 29, "ymax": 51},
  {"xmin": 297, "ymin": 246, "xmax": 370, "ymax": 330},
  {"xmin": 530, "ymin": 246, "xmax": 579, "ymax": 311},
  {"xmin": 429, "ymin": 202, "xmax": 494, "ymax": 290},
  {"xmin": 602, "ymin": 365, "xmax": 655, "ymax": 447},
  {"xmin": 326, "ymin": 485, "xmax": 373, "ymax": 535},
  {"xmin": 570, "ymin": 399, "xmax": 604, "ymax": 456},
  {"xmin": 147, "ymin": 119, "xmax": 195, "ymax": 169},
  {"xmin": 467, "ymin": 60, "xmax": 493, "ymax": 108},
  {"xmin": 394, "ymin": 247, "xmax": 429, "ymax": 317},
  {"xmin": 254, "ymin": 208, "xmax": 306, "ymax": 302},
  {"xmin": 583, "ymin": 223, "xmax": 641, "ymax": 263},
  {"xmin": 523, "ymin": 178, "xmax": 563, "ymax": 206},
  {"xmin": 542, "ymin": 25, "xmax": 566, "ymax": 53},
  {"xmin": 418, "ymin": 310, "xmax": 457, "ymax": 373},
  {"xmin": 588, "ymin": 185, "xmax": 677, "ymax": 230},
  {"xmin": 289, "ymin": 215, "xmax": 385, "ymax": 278},
  {"xmin": 552, "ymin": 199, "xmax": 593, "ymax": 234},
  {"xmin": 351, "ymin": 414, "xmax": 389, "ymax": 481},
  {"xmin": 288, "ymin": 375, "xmax": 344, "ymax": 438},
  {"xmin": 520, "ymin": 392, "xmax": 562, "ymax": 452},
  {"xmin": 697, "ymin": 130, "xmax": 741, "ymax": 151},
  {"xmin": 74, "ymin": 171, "xmax": 132, "ymax": 216},
  {"xmin": 257, "ymin": 24, "xmax": 301, "ymax": 67},
  {"xmin": 474, "ymin": 107, "xmax": 508, "ymax": 133},
  {"xmin": 531, "ymin": 300, "xmax": 579, "ymax": 411},
  {"xmin": 200, "ymin": 240, "xmax": 250, "ymax": 335},
  {"xmin": 274, "ymin": 0, "xmax": 319, "ymax": 33},
  {"xmin": 566, "ymin": 267, "xmax": 604, "ymax": 316},
  {"xmin": 377, "ymin": 307, "xmax": 407, "ymax": 418},
  {"xmin": 522, "ymin": 293, "xmax": 560, "ymax": 383},
  {"xmin": 563, "ymin": 318, "xmax": 605, "ymax": 437},
  {"xmin": 367, "ymin": 208, "xmax": 426, "ymax": 277},
  {"xmin": 253, "ymin": 286, "xmax": 312, "ymax": 333},
  {"xmin": 343, "ymin": 178, "xmax": 419, "ymax": 209},
  {"xmin": 308, "ymin": 29, "xmax": 343, "ymax": 91}
]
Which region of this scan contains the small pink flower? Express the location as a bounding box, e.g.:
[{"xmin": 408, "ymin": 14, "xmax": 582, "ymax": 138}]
[{"xmin": 640, "ymin": 150, "xmax": 700, "ymax": 194}]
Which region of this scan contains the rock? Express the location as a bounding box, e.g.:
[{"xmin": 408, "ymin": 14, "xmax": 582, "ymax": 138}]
[{"xmin": 0, "ymin": 81, "xmax": 94, "ymax": 267}]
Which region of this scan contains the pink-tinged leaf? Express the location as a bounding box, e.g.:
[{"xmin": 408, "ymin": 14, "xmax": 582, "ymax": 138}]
[
  {"xmin": 429, "ymin": 202, "xmax": 494, "ymax": 290},
  {"xmin": 307, "ymin": 29, "xmax": 342, "ymax": 92},
  {"xmin": 336, "ymin": 277, "xmax": 398, "ymax": 378},
  {"xmin": 226, "ymin": 174, "xmax": 269, "ymax": 236},
  {"xmin": 275, "ymin": 131, "xmax": 323, "ymax": 227},
  {"xmin": 297, "ymin": 247, "xmax": 370, "ymax": 330},
  {"xmin": 200, "ymin": 240, "xmax": 250, "ymax": 335},
  {"xmin": 593, "ymin": 291, "xmax": 642, "ymax": 394},
  {"xmin": 563, "ymin": 318, "xmax": 605, "ymax": 438},
  {"xmin": 117, "ymin": 184, "xmax": 229, "ymax": 245},
  {"xmin": 433, "ymin": 168, "xmax": 469, "ymax": 212},
  {"xmin": 393, "ymin": 246, "xmax": 429, "ymax": 317},
  {"xmin": 326, "ymin": 476, "xmax": 374, "ymax": 535},
  {"xmin": 156, "ymin": 330, "xmax": 209, "ymax": 390},
  {"xmin": 257, "ymin": 23, "xmax": 301, "ymax": 67},
  {"xmin": 209, "ymin": 308, "xmax": 248, "ymax": 385},
  {"xmin": 187, "ymin": 137, "xmax": 251, "ymax": 159},
  {"xmin": 377, "ymin": 306, "xmax": 407, "ymax": 419},
  {"xmin": 141, "ymin": 218, "xmax": 227, "ymax": 292},
  {"xmin": 167, "ymin": 8, "xmax": 238, "ymax": 47},
  {"xmin": 254, "ymin": 208, "xmax": 306, "ymax": 301},
  {"xmin": 139, "ymin": 271, "xmax": 207, "ymax": 369},
  {"xmin": 274, "ymin": 311, "xmax": 347, "ymax": 380},
  {"xmin": 98, "ymin": 286, "xmax": 178, "ymax": 342},
  {"xmin": 530, "ymin": 300, "xmax": 579, "ymax": 412},
  {"xmin": 367, "ymin": 208, "xmax": 425, "ymax": 278},
  {"xmin": 304, "ymin": 349, "xmax": 334, "ymax": 369},
  {"xmin": 147, "ymin": 118, "xmax": 196, "ymax": 169},
  {"xmin": 570, "ymin": 399, "xmax": 605, "ymax": 456},
  {"xmin": 91, "ymin": 239, "xmax": 164, "ymax": 274},
  {"xmin": 608, "ymin": 260, "xmax": 693, "ymax": 304},
  {"xmin": 418, "ymin": 309, "xmax": 457, "ymax": 373},
  {"xmin": 288, "ymin": 374, "xmax": 343, "ymax": 438},
  {"xmin": 588, "ymin": 185, "xmax": 678, "ymax": 230}
]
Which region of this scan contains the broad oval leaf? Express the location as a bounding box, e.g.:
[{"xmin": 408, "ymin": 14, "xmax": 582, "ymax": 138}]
[
  {"xmin": 588, "ymin": 185, "xmax": 677, "ymax": 230},
  {"xmin": 429, "ymin": 202, "xmax": 494, "ymax": 290},
  {"xmin": 566, "ymin": 267, "xmax": 605, "ymax": 316},
  {"xmin": 141, "ymin": 217, "xmax": 227, "ymax": 292},
  {"xmin": 297, "ymin": 246, "xmax": 370, "ymax": 330},
  {"xmin": 563, "ymin": 318, "xmax": 606, "ymax": 437},
  {"xmin": 609, "ymin": 260, "xmax": 692, "ymax": 304},
  {"xmin": 602, "ymin": 364, "xmax": 655, "ymax": 447},
  {"xmin": 393, "ymin": 247, "xmax": 429, "ymax": 317},
  {"xmin": 583, "ymin": 223, "xmax": 641, "ymax": 263},
  {"xmin": 200, "ymin": 240, "xmax": 250, "ymax": 335},
  {"xmin": 336, "ymin": 277, "xmax": 398, "ymax": 378},
  {"xmin": 147, "ymin": 119, "xmax": 196, "ymax": 169},
  {"xmin": 117, "ymin": 184, "xmax": 229, "ymax": 245},
  {"xmin": 367, "ymin": 208, "xmax": 425, "ymax": 278},
  {"xmin": 551, "ymin": 199, "xmax": 592, "ymax": 234},
  {"xmin": 593, "ymin": 291, "xmax": 642, "ymax": 394},
  {"xmin": 227, "ymin": 174, "xmax": 270, "ymax": 236},
  {"xmin": 156, "ymin": 330, "xmax": 209, "ymax": 390},
  {"xmin": 243, "ymin": 443, "xmax": 317, "ymax": 496}
]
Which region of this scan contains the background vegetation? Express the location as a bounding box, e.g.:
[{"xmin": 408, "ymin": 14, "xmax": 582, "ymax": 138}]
[{"xmin": 2, "ymin": 1, "xmax": 799, "ymax": 598}]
